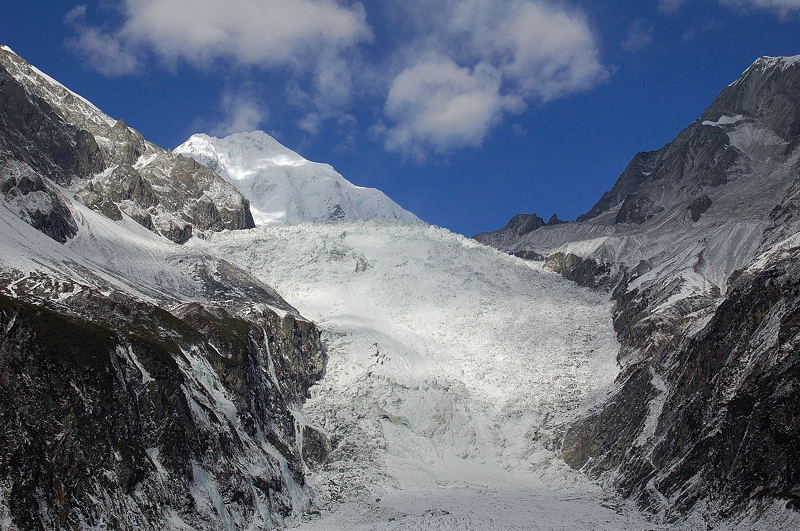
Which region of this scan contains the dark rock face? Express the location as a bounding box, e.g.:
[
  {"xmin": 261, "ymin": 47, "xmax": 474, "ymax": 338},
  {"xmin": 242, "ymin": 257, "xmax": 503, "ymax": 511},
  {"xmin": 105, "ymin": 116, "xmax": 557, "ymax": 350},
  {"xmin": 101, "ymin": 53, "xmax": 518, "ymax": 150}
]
[
  {"xmin": 563, "ymin": 247, "xmax": 800, "ymax": 523},
  {"xmin": 327, "ymin": 204, "xmax": 346, "ymax": 221},
  {"xmin": 615, "ymin": 192, "xmax": 658, "ymax": 224},
  {"xmin": 139, "ymin": 154, "xmax": 255, "ymax": 237},
  {"xmin": 648, "ymin": 250, "xmax": 800, "ymax": 518},
  {"xmin": 764, "ymin": 172, "xmax": 800, "ymax": 247},
  {"xmin": 578, "ymin": 56, "xmax": 800, "ymax": 226},
  {"xmin": 688, "ymin": 195, "xmax": 713, "ymax": 222},
  {"xmin": 578, "ymin": 151, "xmax": 658, "ymax": 222},
  {"xmin": 580, "ymin": 122, "xmax": 738, "ymax": 225},
  {"xmin": 503, "ymin": 213, "xmax": 545, "ymax": 235},
  {"xmin": 0, "ymin": 160, "xmax": 78, "ymax": 243},
  {"xmin": 511, "ymin": 249, "xmax": 544, "ymax": 261},
  {"xmin": 108, "ymin": 119, "xmax": 148, "ymax": 166},
  {"xmin": 0, "ymin": 289, "xmax": 324, "ymax": 529},
  {"xmin": 704, "ymin": 57, "xmax": 800, "ymax": 141},
  {"xmin": 474, "ymin": 55, "xmax": 800, "ymax": 526},
  {"xmin": 75, "ymin": 164, "xmax": 158, "ymax": 227},
  {"xmin": 0, "ymin": 67, "xmax": 104, "ymax": 185},
  {"xmin": 473, "ymin": 212, "xmax": 545, "ymax": 248},
  {"xmin": 553, "ymin": 57, "xmax": 800, "ymax": 526},
  {"xmin": 544, "ymin": 252, "xmax": 620, "ymax": 290}
]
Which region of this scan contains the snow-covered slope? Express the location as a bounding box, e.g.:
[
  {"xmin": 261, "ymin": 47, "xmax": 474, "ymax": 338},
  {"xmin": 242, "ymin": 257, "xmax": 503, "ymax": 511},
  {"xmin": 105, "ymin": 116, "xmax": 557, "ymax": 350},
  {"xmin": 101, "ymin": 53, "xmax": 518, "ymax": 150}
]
[
  {"xmin": 175, "ymin": 132, "xmax": 419, "ymax": 226},
  {"xmin": 196, "ymin": 221, "xmax": 657, "ymax": 529}
]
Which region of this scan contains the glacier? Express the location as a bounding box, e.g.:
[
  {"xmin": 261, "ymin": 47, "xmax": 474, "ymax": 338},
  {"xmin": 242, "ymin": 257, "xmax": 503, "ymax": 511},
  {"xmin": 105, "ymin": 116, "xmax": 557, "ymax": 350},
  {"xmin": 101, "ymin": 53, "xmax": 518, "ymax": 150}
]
[{"xmin": 195, "ymin": 221, "xmax": 658, "ymax": 529}]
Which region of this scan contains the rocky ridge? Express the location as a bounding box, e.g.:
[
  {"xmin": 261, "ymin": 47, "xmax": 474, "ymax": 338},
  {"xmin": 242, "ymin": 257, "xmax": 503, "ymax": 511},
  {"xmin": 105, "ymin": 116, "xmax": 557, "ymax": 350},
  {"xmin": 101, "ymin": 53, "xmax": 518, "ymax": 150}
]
[
  {"xmin": 474, "ymin": 55, "xmax": 800, "ymax": 526},
  {"xmin": 0, "ymin": 45, "xmax": 254, "ymax": 244}
]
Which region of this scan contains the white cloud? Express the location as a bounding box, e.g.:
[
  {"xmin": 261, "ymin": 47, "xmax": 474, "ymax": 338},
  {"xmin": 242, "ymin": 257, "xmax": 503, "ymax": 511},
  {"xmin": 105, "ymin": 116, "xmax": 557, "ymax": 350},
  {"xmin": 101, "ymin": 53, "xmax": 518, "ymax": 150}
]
[
  {"xmin": 66, "ymin": 0, "xmax": 609, "ymax": 157},
  {"xmin": 659, "ymin": 0, "xmax": 688, "ymax": 13},
  {"xmin": 380, "ymin": 0, "xmax": 606, "ymax": 156},
  {"xmin": 719, "ymin": 0, "xmax": 800, "ymax": 17},
  {"xmin": 66, "ymin": 0, "xmax": 371, "ymax": 114},
  {"xmin": 113, "ymin": 0, "xmax": 370, "ymax": 68},
  {"xmin": 64, "ymin": 5, "xmax": 141, "ymax": 76},
  {"xmin": 207, "ymin": 92, "xmax": 268, "ymax": 137},
  {"xmin": 383, "ymin": 56, "xmax": 506, "ymax": 156},
  {"xmin": 298, "ymin": 112, "xmax": 322, "ymax": 136},
  {"xmin": 621, "ymin": 20, "xmax": 654, "ymax": 52}
]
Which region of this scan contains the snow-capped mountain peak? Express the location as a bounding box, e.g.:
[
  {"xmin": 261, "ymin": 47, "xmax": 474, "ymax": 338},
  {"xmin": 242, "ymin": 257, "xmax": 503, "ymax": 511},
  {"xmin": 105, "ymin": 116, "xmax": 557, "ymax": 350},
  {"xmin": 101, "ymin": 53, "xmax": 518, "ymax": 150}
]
[
  {"xmin": 175, "ymin": 131, "xmax": 420, "ymax": 226},
  {"xmin": 754, "ymin": 54, "xmax": 800, "ymax": 70},
  {"xmin": 180, "ymin": 131, "xmax": 307, "ymax": 176}
]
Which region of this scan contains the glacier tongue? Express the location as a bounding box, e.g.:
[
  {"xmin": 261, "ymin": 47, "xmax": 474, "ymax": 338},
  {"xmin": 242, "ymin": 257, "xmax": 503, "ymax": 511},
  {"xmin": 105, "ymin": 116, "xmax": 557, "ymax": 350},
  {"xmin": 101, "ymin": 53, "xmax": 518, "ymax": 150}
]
[
  {"xmin": 175, "ymin": 132, "xmax": 419, "ymax": 226},
  {"xmin": 196, "ymin": 221, "xmax": 656, "ymax": 529}
]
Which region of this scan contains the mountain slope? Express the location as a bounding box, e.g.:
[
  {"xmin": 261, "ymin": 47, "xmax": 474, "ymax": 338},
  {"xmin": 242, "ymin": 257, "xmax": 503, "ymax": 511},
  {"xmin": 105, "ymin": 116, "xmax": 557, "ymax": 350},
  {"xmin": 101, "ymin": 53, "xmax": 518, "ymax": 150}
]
[
  {"xmin": 474, "ymin": 55, "xmax": 800, "ymax": 526},
  {"xmin": 0, "ymin": 47, "xmax": 326, "ymax": 529},
  {"xmin": 175, "ymin": 132, "xmax": 419, "ymax": 226},
  {"xmin": 0, "ymin": 45, "xmax": 254, "ymax": 244}
]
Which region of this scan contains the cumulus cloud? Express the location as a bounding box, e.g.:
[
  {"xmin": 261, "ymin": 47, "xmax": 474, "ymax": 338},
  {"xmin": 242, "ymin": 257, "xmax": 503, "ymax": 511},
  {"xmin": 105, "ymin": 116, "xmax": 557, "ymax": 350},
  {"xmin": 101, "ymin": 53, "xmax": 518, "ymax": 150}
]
[
  {"xmin": 68, "ymin": 1, "xmax": 369, "ymax": 74},
  {"xmin": 621, "ymin": 20, "xmax": 654, "ymax": 52},
  {"xmin": 66, "ymin": 0, "xmax": 371, "ymax": 117},
  {"xmin": 115, "ymin": 0, "xmax": 370, "ymax": 68},
  {"xmin": 719, "ymin": 0, "xmax": 800, "ymax": 17},
  {"xmin": 382, "ymin": 56, "xmax": 506, "ymax": 156},
  {"xmin": 380, "ymin": 0, "xmax": 607, "ymax": 156},
  {"xmin": 66, "ymin": 0, "xmax": 610, "ymax": 157}
]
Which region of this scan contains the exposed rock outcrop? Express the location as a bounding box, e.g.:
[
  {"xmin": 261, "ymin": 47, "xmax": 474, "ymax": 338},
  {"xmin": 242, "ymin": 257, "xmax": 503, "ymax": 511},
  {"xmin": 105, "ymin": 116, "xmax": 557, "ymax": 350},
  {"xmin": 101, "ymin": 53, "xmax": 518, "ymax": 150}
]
[
  {"xmin": 1, "ymin": 160, "xmax": 77, "ymax": 243},
  {"xmin": 473, "ymin": 212, "xmax": 545, "ymax": 248},
  {"xmin": 0, "ymin": 291, "xmax": 324, "ymax": 529},
  {"xmin": 563, "ymin": 244, "xmax": 800, "ymax": 523},
  {"xmin": 0, "ymin": 46, "xmax": 255, "ymax": 244}
]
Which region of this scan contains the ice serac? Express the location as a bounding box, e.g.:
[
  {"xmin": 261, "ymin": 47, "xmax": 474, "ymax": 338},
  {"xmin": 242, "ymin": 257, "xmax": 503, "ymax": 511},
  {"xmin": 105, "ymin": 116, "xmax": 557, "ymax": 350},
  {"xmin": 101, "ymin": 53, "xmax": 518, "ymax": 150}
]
[
  {"xmin": 0, "ymin": 45, "xmax": 254, "ymax": 244},
  {"xmin": 474, "ymin": 54, "xmax": 800, "ymax": 527},
  {"xmin": 174, "ymin": 131, "xmax": 419, "ymax": 226},
  {"xmin": 0, "ymin": 45, "xmax": 325, "ymax": 528}
]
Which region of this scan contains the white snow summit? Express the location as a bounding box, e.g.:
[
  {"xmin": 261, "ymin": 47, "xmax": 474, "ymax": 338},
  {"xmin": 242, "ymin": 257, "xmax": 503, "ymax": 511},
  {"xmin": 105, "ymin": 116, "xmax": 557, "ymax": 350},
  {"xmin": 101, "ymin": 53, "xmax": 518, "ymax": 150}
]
[{"xmin": 175, "ymin": 131, "xmax": 419, "ymax": 226}]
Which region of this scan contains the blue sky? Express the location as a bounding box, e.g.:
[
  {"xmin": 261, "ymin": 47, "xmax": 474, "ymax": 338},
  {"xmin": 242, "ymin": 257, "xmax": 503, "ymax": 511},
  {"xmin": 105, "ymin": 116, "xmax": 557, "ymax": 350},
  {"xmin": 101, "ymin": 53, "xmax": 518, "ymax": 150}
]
[{"xmin": 2, "ymin": 1, "xmax": 799, "ymax": 235}]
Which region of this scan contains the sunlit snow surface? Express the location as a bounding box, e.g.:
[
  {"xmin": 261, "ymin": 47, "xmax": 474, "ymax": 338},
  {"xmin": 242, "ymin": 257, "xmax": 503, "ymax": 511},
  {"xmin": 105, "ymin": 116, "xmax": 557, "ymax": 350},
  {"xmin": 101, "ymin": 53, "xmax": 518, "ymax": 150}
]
[
  {"xmin": 175, "ymin": 132, "xmax": 419, "ymax": 226},
  {"xmin": 198, "ymin": 221, "xmax": 661, "ymax": 530}
]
